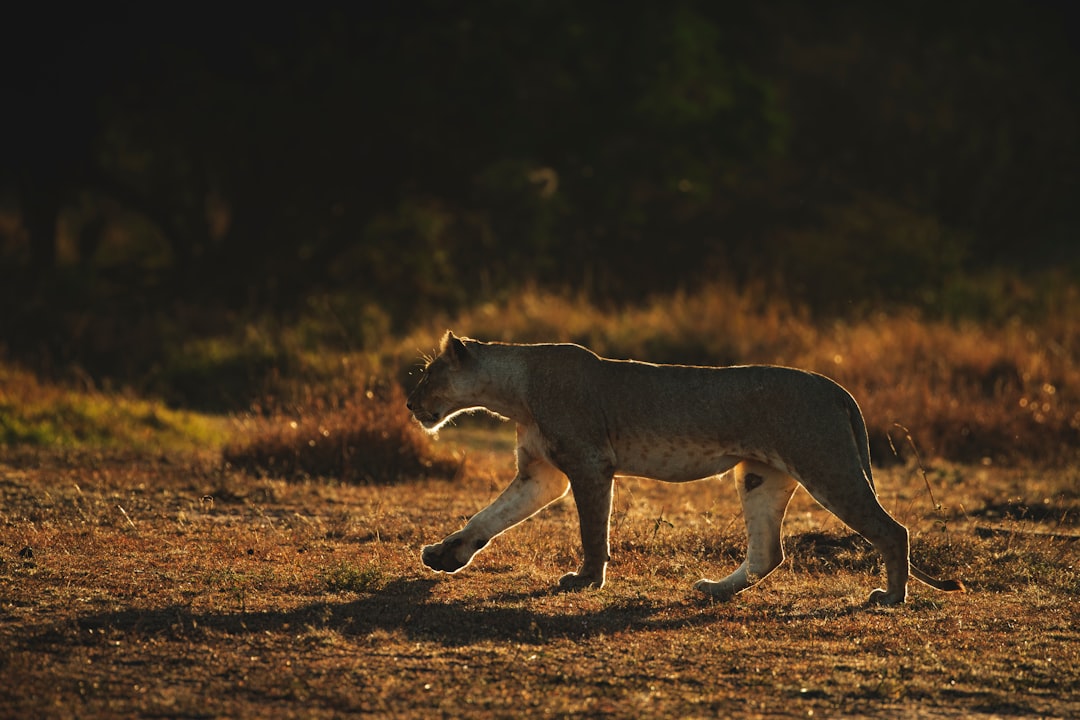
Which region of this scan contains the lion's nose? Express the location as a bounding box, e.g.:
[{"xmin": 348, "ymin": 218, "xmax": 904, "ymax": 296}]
[{"xmin": 406, "ymin": 400, "xmax": 414, "ymax": 411}]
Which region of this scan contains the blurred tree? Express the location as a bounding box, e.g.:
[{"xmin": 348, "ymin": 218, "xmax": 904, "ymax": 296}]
[
  {"xmin": 0, "ymin": 0, "xmax": 1076, "ymax": 367},
  {"xmin": 760, "ymin": 1, "xmax": 1079, "ymax": 275}
]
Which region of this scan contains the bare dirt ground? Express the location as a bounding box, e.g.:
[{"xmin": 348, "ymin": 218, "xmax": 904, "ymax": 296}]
[{"xmin": 1, "ymin": 437, "xmax": 1077, "ymax": 718}]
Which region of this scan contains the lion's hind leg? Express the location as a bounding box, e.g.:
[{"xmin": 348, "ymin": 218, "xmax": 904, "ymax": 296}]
[
  {"xmin": 695, "ymin": 461, "xmax": 797, "ymax": 599},
  {"xmin": 797, "ymin": 468, "xmax": 911, "ymax": 605}
]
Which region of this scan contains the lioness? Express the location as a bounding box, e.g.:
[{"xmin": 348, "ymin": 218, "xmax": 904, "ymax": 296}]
[{"xmin": 407, "ymin": 332, "xmax": 963, "ymax": 605}]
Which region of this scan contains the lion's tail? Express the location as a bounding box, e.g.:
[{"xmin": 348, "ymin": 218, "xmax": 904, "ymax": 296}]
[
  {"xmin": 843, "ymin": 390, "xmax": 875, "ymax": 493},
  {"xmin": 844, "ymin": 389, "xmax": 965, "ymax": 593},
  {"xmin": 837, "ymin": 384, "xmax": 965, "ymax": 594},
  {"xmin": 911, "ymin": 565, "xmax": 966, "ymax": 593}
]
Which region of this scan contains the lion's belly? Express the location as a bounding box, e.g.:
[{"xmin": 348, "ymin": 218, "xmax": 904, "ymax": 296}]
[{"xmin": 612, "ymin": 433, "xmax": 742, "ymax": 483}]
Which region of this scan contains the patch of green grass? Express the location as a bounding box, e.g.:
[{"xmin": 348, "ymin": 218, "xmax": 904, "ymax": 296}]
[
  {"xmin": 319, "ymin": 561, "xmax": 387, "ymax": 593},
  {"xmin": 0, "ymin": 362, "xmax": 229, "ymax": 453}
]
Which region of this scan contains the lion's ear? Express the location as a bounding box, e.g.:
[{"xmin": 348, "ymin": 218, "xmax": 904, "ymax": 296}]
[{"xmin": 441, "ymin": 330, "xmax": 470, "ymax": 367}]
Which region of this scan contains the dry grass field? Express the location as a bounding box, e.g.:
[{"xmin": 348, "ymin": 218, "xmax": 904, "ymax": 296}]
[
  {"xmin": 1, "ymin": 439, "xmax": 1076, "ymax": 718},
  {"xmin": 2, "ymin": 284, "xmax": 1078, "ymax": 718}
]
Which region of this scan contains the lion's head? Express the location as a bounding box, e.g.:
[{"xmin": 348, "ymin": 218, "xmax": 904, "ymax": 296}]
[{"xmin": 406, "ymin": 331, "xmax": 476, "ymax": 431}]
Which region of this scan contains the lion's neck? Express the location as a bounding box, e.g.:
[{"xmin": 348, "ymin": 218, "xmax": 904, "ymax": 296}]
[{"xmin": 470, "ymin": 343, "xmax": 533, "ymax": 423}]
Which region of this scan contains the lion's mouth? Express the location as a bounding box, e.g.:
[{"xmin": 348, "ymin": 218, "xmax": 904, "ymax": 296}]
[
  {"xmin": 412, "ymin": 410, "xmax": 441, "ymax": 428},
  {"xmin": 406, "ymin": 397, "xmax": 441, "ymax": 428}
]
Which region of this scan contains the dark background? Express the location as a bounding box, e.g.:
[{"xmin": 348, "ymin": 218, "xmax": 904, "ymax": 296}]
[{"xmin": 2, "ymin": 1, "xmax": 1077, "ymax": 380}]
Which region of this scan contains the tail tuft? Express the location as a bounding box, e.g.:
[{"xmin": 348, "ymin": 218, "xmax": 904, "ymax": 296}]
[{"xmin": 911, "ymin": 565, "xmax": 965, "ymax": 593}]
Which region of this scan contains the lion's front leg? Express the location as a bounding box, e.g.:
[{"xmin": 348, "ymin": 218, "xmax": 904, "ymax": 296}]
[
  {"xmin": 422, "ymin": 450, "xmax": 570, "ymax": 576},
  {"xmin": 558, "ymin": 470, "xmax": 614, "ymax": 591}
]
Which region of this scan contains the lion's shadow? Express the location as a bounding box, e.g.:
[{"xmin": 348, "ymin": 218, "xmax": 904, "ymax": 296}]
[
  {"xmin": 22, "ymin": 573, "xmax": 882, "ymax": 655},
  {"xmin": 23, "ymin": 576, "xmax": 770, "ymax": 651}
]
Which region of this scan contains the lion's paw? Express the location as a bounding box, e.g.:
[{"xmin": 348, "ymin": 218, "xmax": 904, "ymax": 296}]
[
  {"xmin": 867, "ymin": 588, "xmax": 906, "ymax": 606},
  {"xmin": 693, "ymin": 579, "xmax": 738, "ymax": 600},
  {"xmin": 421, "ymin": 538, "xmax": 469, "ymax": 573},
  {"xmin": 557, "ymin": 571, "xmax": 604, "ymax": 592}
]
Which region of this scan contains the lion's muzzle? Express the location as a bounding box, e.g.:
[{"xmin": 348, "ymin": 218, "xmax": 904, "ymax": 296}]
[{"xmin": 405, "ymin": 398, "xmax": 442, "ymax": 429}]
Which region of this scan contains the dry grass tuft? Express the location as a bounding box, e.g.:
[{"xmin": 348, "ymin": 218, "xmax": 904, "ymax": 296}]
[
  {"xmin": 798, "ymin": 312, "xmax": 1077, "ymax": 463},
  {"xmin": 223, "ymin": 382, "xmax": 460, "ymax": 483}
]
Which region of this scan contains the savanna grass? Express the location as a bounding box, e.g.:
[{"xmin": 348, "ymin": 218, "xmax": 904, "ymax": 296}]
[
  {"xmin": 2, "ymin": 279, "xmax": 1078, "ymax": 718},
  {"xmin": 1, "ymin": 413, "xmax": 1077, "ymax": 717}
]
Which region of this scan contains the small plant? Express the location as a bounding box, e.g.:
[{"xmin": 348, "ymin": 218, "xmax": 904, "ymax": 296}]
[{"xmin": 320, "ymin": 561, "xmax": 386, "ymax": 593}]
